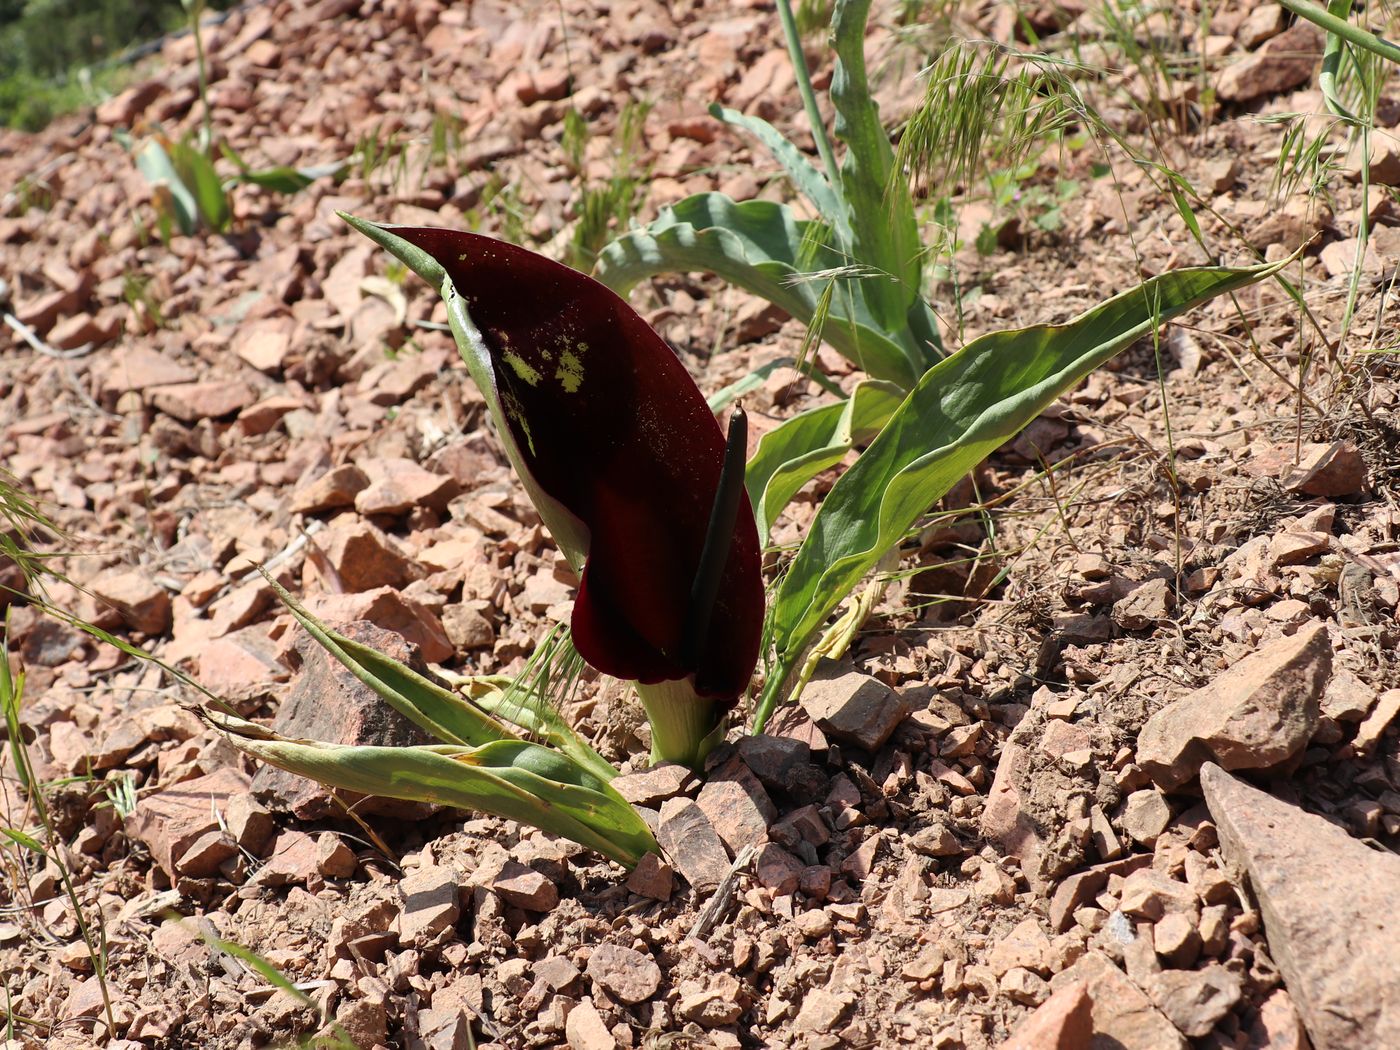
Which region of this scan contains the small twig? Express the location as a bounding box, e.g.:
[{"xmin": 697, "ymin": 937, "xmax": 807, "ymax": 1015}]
[
  {"xmin": 3, "ymin": 312, "xmax": 95, "ymax": 360},
  {"xmin": 687, "ymin": 842, "xmax": 757, "ymax": 942}
]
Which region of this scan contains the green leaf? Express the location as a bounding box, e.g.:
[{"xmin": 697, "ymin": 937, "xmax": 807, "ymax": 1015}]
[
  {"xmin": 829, "ymin": 0, "xmax": 925, "ymax": 345},
  {"xmin": 1, "ymin": 826, "xmax": 44, "ymax": 853},
  {"xmin": 220, "ymin": 141, "xmax": 347, "ymax": 192},
  {"xmin": 213, "ymin": 713, "xmax": 657, "ymax": 868},
  {"xmin": 439, "ymin": 670, "xmax": 618, "ymax": 784},
  {"xmin": 168, "ymin": 138, "xmax": 231, "ymax": 233},
  {"xmin": 261, "ymin": 570, "xmax": 518, "ymax": 748},
  {"xmin": 133, "ymin": 139, "xmax": 199, "ymax": 235},
  {"xmin": 707, "ymin": 103, "xmax": 845, "ymax": 229},
  {"xmin": 746, "ymin": 379, "xmax": 903, "ymax": 542},
  {"xmin": 755, "ymin": 257, "xmax": 1295, "ymax": 730},
  {"xmin": 594, "ymin": 192, "xmax": 928, "ymax": 387}
]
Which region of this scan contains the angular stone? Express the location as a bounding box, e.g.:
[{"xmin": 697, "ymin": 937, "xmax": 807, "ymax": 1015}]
[
  {"xmin": 676, "ymin": 973, "xmax": 744, "ymax": 1026},
  {"xmin": 986, "ymin": 917, "xmax": 1051, "ymax": 976},
  {"xmin": 585, "ymin": 943, "xmax": 661, "ymax": 1004},
  {"xmin": 491, "ymin": 860, "xmax": 558, "ymax": 912},
  {"xmin": 195, "ymin": 628, "xmax": 290, "ymax": 703},
  {"xmin": 290, "ymin": 465, "xmax": 370, "ymax": 515},
  {"xmin": 800, "ymin": 668, "xmax": 909, "ymax": 751},
  {"xmin": 233, "ymin": 317, "xmax": 295, "ymax": 373},
  {"xmin": 96, "ymin": 78, "xmax": 165, "ymax": 125},
  {"xmin": 736, "ymin": 733, "xmax": 817, "ymax": 793},
  {"xmin": 1202, "ymin": 763, "xmax": 1400, "ymax": 1048},
  {"xmin": 1137, "ymin": 622, "xmax": 1331, "ymax": 790},
  {"xmin": 657, "ymin": 797, "xmax": 729, "ymax": 892},
  {"xmin": 1248, "ymin": 989, "xmax": 1310, "ymax": 1050},
  {"xmin": 1049, "ymin": 951, "xmax": 1187, "ymax": 1050},
  {"xmin": 90, "ymin": 569, "xmax": 172, "ymax": 635},
  {"xmin": 174, "ymin": 828, "xmax": 238, "ymax": 876},
  {"xmin": 1048, "ymin": 855, "xmax": 1153, "ymax": 932},
  {"xmin": 301, "ymin": 589, "xmax": 453, "ymax": 664},
  {"xmin": 981, "ymin": 719, "xmax": 1047, "ymax": 891},
  {"xmin": 611, "ymin": 763, "xmax": 697, "ymax": 806},
  {"xmin": 48, "ymin": 311, "xmax": 119, "ymax": 350},
  {"xmin": 148, "ymin": 379, "xmax": 258, "ymax": 422},
  {"xmin": 1217, "ymin": 22, "xmax": 1323, "ymax": 102},
  {"xmin": 564, "ymin": 998, "xmax": 614, "ymax": 1050},
  {"xmin": 127, "ymin": 767, "xmax": 252, "ymax": 880},
  {"xmin": 98, "ymin": 345, "xmax": 197, "ymax": 398},
  {"xmin": 754, "ymin": 842, "xmax": 804, "ymax": 895},
  {"xmin": 1153, "ymin": 912, "xmax": 1202, "ymax": 969},
  {"xmin": 251, "ymin": 622, "xmax": 436, "ymax": 819},
  {"xmin": 996, "ymin": 979, "xmax": 1093, "ymax": 1050},
  {"xmin": 1120, "ymin": 868, "xmax": 1199, "ymax": 922},
  {"xmin": 625, "ymin": 852, "xmax": 673, "ymax": 901},
  {"xmin": 354, "ymin": 457, "xmax": 459, "ymax": 516},
  {"xmin": 793, "ymin": 988, "xmax": 854, "ymax": 1034},
  {"xmin": 1282, "ymin": 441, "xmax": 1367, "ymax": 498},
  {"xmin": 1148, "ymin": 964, "xmax": 1242, "ymax": 1039},
  {"xmin": 316, "ymin": 832, "xmax": 357, "ymax": 878},
  {"xmin": 1121, "ymin": 789, "xmax": 1172, "ymax": 846},
  {"xmin": 695, "ymin": 755, "xmax": 777, "ymax": 853},
  {"xmin": 257, "ymin": 829, "xmax": 321, "ymax": 886},
  {"xmin": 399, "ymin": 865, "xmax": 460, "ymax": 942},
  {"xmin": 1112, "ymin": 578, "xmax": 1174, "ymax": 631},
  {"xmin": 313, "ymin": 518, "xmax": 419, "ymax": 592}
]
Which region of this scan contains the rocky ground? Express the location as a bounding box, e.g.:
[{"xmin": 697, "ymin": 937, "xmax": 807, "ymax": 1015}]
[{"xmin": 1, "ymin": 0, "xmax": 1398, "ymax": 1047}]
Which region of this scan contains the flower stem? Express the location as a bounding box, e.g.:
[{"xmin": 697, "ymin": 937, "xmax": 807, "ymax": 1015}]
[{"xmin": 635, "ymin": 678, "xmax": 724, "ymax": 769}]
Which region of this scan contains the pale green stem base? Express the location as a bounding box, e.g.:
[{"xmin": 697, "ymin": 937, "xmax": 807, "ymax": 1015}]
[{"xmin": 635, "ymin": 678, "xmax": 725, "ymax": 769}]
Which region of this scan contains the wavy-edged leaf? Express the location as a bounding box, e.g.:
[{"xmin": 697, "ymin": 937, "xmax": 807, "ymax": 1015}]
[
  {"xmin": 830, "ymin": 0, "xmax": 924, "ymax": 344},
  {"xmin": 755, "ymin": 257, "xmax": 1295, "ymax": 730},
  {"xmin": 438, "ymin": 670, "xmax": 618, "ymax": 784},
  {"xmin": 593, "ymin": 192, "xmax": 927, "ymax": 387},
  {"xmin": 213, "ymin": 713, "xmax": 656, "ymax": 868},
  {"xmin": 707, "ymin": 103, "xmax": 845, "ymax": 229},
  {"xmin": 746, "ymin": 380, "xmax": 903, "ymax": 542},
  {"xmin": 342, "ymin": 214, "xmax": 764, "ymax": 703},
  {"xmin": 133, "ymin": 139, "xmax": 199, "ymax": 235}
]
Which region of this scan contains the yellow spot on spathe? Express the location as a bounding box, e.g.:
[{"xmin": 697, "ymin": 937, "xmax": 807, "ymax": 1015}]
[
  {"xmin": 556, "ymin": 350, "xmax": 584, "ymax": 393},
  {"xmin": 504, "ymin": 351, "xmax": 541, "ymax": 386}
]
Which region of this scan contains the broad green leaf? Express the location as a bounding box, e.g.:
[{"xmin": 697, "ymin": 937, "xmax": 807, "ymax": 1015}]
[
  {"xmin": 829, "ymin": 0, "xmax": 925, "ymax": 348},
  {"xmin": 169, "ymin": 138, "xmax": 231, "ymax": 233},
  {"xmin": 707, "ymin": 103, "xmax": 846, "ymax": 230},
  {"xmin": 755, "ymin": 257, "xmax": 1294, "ymax": 730},
  {"xmin": 341, "ymin": 213, "xmax": 593, "ymax": 574},
  {"xmin": 746, "ymin": 379, "xmax": 903, "ymax": 542},
  {"xmin": 213, "ymin": 713, "xmax": 656, "ymax": 868},
  {"xmin": 220, "ymin": 142, "xmax": 348, "ymax": 192},
  {"xmin": 133, "ymin": 139, "xmax": 199, "ymax": 235},
  {"xmin": 262, "ymin": 571, "xmax": 518, "ymax": 748},
  {"xmin": 593, "ymin": 192, "xmax": 927, "ymax": 387}
]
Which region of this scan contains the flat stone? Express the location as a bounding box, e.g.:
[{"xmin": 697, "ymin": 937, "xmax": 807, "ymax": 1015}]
[
  {"xmin": 98, "ymin": 346, "xmax": 197, "ymax": 399},
  {"xmin": 174, "ymin": 828, "xmax": 238, "ymax": 876},
  {"xmin": 1247, "ymin": 989, "xmax": 1310, "ymax": 1050},
  {"xmin": 657, "ymin": 797, "xmax": 729, "ymax": 892},
  {"xmin": 301, "ymin": 589, "xmax": 453, "ymax": 664},
  {"xmin": 800, "ymin": 669, "xmax": 909, "ymax": 751},
  {"xmin": 127, "ymin": 767, "xmax": 251, "ymax": 880},
  {"xmin": 981, "ymin": 719, "xmax": 1048, "ymax": 891},
  {"xmin": 354, "ymin": 457, "xmax": 459, "ymax": 516},
  {"xmin": 90, "ymin": 569, "xmax": 172, "ymax": 635},
  {"xmin": 491, "ymin": 860, "xmax": 559, "ymax": 911},
  {"xmin": 1217, "ymin": 22, "xmax": 1323, "ymax": 102},
  {"xmin": 233, "ymin": 317, "xmax": 295, "ymax": 373},
  {"xmin": 793, "ymin": 987, "xmax": 854, "ymax": 1034},
  {"xmin": 1049, "ymin": 951, "xmax": 1187, "ymax": 1050},
  {"xmin": 1137, "ymin": 622, "xmax": 1330, "ymax": 790},
  {"xmin": 754, "ymin": 842, "xmax": 804, "ymax": 896},
  {"xmin": 996, "ymin": 979, "xmax": 1093, "ymax": 1050},
  {"xmin": 1152, "ymin": 912, "xmax": 1202, "ymax": 969},
  {"xmin": 290, "ymin": 465, "xmax": 370, "ymax": 515},
  {"xmin": 1282, "ymin": 441, "xmax": 1367, "ymax": 498},
  {"xmin": 611, "ymin": 763, "xmax": 697, "ymax": 806},
  {"xmin": 1202, "ymin": 763, "xmax": 1400, "ymax": 1048},
  {"xmin": 625, "ymin": 852, "xmax": 673, "ymax": 901},
  {"xmin": 316, "ymin": 832, "xmax": 357, "ymax": 878},
  {"xmin": 313, "ymin": 518, "xmax": 419, "ymax": 592},
  {"xmin": 585, "ymin": 943, "xmax": 661, "ymax": 1004},
  {"xmin": 1120, "ymin": 868, "xmax": 1199, "ymax": 922},
  {"xmin": 676, "ymin": 973, "xmax": 745, "ymax": 1026},
  {"xmin": 399, "ymin": 865, "xmax": 460, "ymax": 942},
  {"xmin": 1112, "ymin": 578, "xmax": 1175, "ymax": 631},
  {"xmin": 985, "ymin": 917, "xmax": 1051, "ymax": 976},
  {"xmin": 256, "ymin": 829, "xmax": 321, "ymax": 886},
  {"xmin": 1121, "ymin": 789, "xmax": 1172, "ymax": 846},
  {"xmin": 564, "ymin": 998, "xmax": 615, "ymax": 1050},
  {"xmin": 1148, "ymin": 964, "xmax": 1242, "ymax": 1039},
  {"xmin": 148, "ymin": 379, "xmax": 258, "ymax": 422},
  {"xmin": 695, "ymin": 755, "xmax": 777, "ymax": 853}
]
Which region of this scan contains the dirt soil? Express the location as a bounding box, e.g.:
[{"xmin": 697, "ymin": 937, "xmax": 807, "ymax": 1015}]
[{"xmin": 1, "ymin": 0, "xmax": 1398, "ymax": 1048}]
